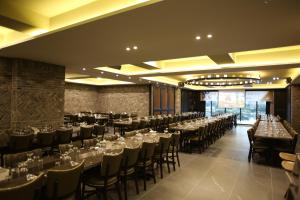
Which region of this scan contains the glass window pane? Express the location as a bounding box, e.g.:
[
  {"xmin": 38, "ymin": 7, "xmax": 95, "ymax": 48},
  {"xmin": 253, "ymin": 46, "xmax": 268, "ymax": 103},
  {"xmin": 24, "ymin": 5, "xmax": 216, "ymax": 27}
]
[{"xmin": 205, "ymin": 101, "xmax": 211, "ymax": 117}]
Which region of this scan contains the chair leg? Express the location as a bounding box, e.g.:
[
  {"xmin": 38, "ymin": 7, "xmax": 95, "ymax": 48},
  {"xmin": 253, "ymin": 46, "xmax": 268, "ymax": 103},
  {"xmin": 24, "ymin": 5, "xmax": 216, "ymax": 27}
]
[
  {"xmin": 123, "ymin": 176, "xmax": 128, "ymax": 200},
  {"xmin": 166, "ymin": 156, "xmax": 170, "ymax": 173},
  {"xmin": 116, "ymin": 182, "xmax": 122, "ymax": 200},
  {"xmin": 151, "ymin": 162, "xmax": 156, "ymax": 184},
  {"xmin": 248, "ymin": 148, "xmax": 252, "ymax": 162},
  {"xmin": 176, "ymin": 151, "xmax": 181, "ymax": 167},
  {"xmin": 159, "ymin": 160, "xmax": 163, "ymax": 179},
  {"xmin": 172, "ymin": 152, "xmax": 176, "ymax": 171},
  {"xmin": 143, "ymin": 166, "xmax": 147, "ymax": 191},
  {"xmin": 134, "ymin": 171, "xmax": 139, "ymax": 194}
]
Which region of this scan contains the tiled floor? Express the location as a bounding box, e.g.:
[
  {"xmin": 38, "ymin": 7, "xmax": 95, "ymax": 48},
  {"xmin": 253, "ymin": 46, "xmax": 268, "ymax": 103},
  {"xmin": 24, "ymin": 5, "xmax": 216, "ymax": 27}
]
[{"xmin": 89, "ymin": 125, "xmax": 289, "ymax": 200}]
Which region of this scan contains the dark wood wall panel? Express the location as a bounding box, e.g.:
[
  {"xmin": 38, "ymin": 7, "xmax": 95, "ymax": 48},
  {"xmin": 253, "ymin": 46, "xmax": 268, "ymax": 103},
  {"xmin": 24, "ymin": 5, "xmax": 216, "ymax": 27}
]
[
  {"xmin": 152, "ymin": 85, "xmax": 175, "ymax": 115},
  {"xmin": 153, "ymin": 86, "xmax": 161, "ymax": 110}
]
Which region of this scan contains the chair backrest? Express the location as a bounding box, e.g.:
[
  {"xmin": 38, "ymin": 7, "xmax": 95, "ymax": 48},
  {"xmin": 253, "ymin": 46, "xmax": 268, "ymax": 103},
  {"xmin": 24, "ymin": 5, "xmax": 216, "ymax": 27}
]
[
  {"xmin": 247, "ymin": 128, "xmax": 255, "ymax": 146},
  {"xmin": 171, "ymin": 133, "xmax": 180, "ymax": 147},
  {"xmin": 9, "ymin": 134, "xmax": 34, "ymax": 152},
  {"xmin": 131, "ymin": 121, "xmax": 140, "ymax": 130},
  {"xmin": 37, "ymin": 131, "xmax": 55, "ymax": 147},
  {"xmin": 139, "ymin": 120, "xmax": 147, "ymax": 129},
  {"xmin": 121, "ymin": 147, "xmax": 140, "ymax": 169},
  {"xmin": 80, "ymin": 126, "xmax": 93, "ymax": 140},
  {"xmin": 3, "ymin": 149, "xmax": 42, "ymax": 168},
  {"xmin": 101, "ymin": 153, "xmax": 123, "ymax": 177},
  {"xmin": 139, "ymin": 142, "xmax": 156, "ymax": 161},
  {"xmin": 157, "ymin": 137, "xmax": 171, "ymax": 154},
  {"xmin": 93, "ymin": 124, "xmax": 105, "ymax": 139},
  {"xmin": 0, "ymin": 173, "xmax": 44, "ymax": 200},
  {"xmin": 83, "ymin": 138, "xmax": 97, "ymax": 148},
  {"xmin": 45, "ymin": 160, "xmax": 84, "ymax": 199},
  {"xmin": 56, "ymin": 129, "xmax": 72, "ymax": 144}
]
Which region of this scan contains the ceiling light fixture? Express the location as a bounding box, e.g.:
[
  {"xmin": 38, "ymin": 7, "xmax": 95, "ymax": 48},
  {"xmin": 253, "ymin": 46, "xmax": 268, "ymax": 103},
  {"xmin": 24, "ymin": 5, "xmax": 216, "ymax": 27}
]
[
  {"xmin": 126, "ymin": 47, "xmax": 131, "ymax": 51},
  {"xmin": 100, "ymin": 71, "xmax": 104, "ymax": 74},
  {"xmin": 116, "ymin": 74, "xmax": 119, "ymax": 77},
  {"xmin": 181, "ymin": 73, "xmax": 261, "ymax": 87},
  {"xmin": 207, "ymin": 34, "xmax": 213, "ymax": 39},
  {"xmin": 195, "ymin": 36, "xmax": 201, "ymax": 40},
  {"xmin": 82, "ymin": 68, "xmax": 86, "ymax": 71},
  {"xmin": 128, "ymin": 76, "xmax": 131, "ymax": 79},
  {"xmin": 133, "ymin": 46, "xmax": 138, "ymax": 50}
]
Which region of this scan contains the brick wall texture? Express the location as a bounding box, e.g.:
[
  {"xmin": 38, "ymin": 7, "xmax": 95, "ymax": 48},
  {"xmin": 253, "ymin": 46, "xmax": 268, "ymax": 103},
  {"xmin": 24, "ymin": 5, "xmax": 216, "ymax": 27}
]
[
  {"xmin": 65, "ymin": 83, "xmax": 150, "ymax": 117},
  {"xmin": 0, "ymin": 57, "xmax": 65, "ymax": 130}
]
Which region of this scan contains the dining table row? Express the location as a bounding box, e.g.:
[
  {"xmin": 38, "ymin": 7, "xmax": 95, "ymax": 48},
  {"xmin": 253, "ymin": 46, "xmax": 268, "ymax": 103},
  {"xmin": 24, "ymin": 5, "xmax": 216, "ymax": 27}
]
[
  {"xmin": 0, "ymin": 129, "xmax": 180, "ymax": 200},
  {"xmin": 247, "ymin": 115, "xmax": 298, "ymax": 164}
]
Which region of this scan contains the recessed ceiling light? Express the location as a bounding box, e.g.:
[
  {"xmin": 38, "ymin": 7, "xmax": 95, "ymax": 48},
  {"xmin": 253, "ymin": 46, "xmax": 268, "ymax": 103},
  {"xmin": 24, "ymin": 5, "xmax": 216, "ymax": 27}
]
[
  {"xmin": 126, "ymin": 47, "xmax": 131, "ymax": 51},
  {"xmin": 133, "ymin": 46, "xmax": 138, "ymax": 50},
  {"xmin": 100, "ymin": 71, "xmax": 104, "ymax": 74},
  {"xmin": 207, "ymin": 34, "xmax": 213, "ymax": 39},
  {"xmin": 128, "ymin": 76, "xmax": 131, "ymax": 79},
  {"xmin": 195, "ymin": 36, "xmax": 201, "ymax": 40},
  {"xmin": 116, "ymin": 74, "xmax": 119, "ymax": 77},
  {"xmin": 82, "ymin": 67, "xmax": 86, "ymax": 71},
  {"xmin": 273, "ymin": 77, "xmax": 276, "ymax": 80}
]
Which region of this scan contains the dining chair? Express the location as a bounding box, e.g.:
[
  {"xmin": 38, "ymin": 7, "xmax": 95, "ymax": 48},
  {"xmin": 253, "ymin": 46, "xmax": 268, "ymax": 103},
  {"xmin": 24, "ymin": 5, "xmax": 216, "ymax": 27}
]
[
  {"xmin": 36, "ymin": 130, "xmax": 55, "ymax": 155},
  {"xmin": 189, "ymin": 126, "xmax": 205, "ymax": 153},
  {"xmin": 121, "ymin": 147, "xmax": 140, "ymax": 200},
  {"xmin": 153, "ymin": 137, "xmax": 171, "ymax": 178},
  {"xmin": 247, "ymin": 128, "xmax": 269, "ymax": 162},
  {"xmin": 82, "ymin": 153, "xmax": 123, "ymax": 200},
  {"xmin": 93, "ymin": 124, "xmax": 106, "ymax": 140},
  {"xmin": 168, "ymin": 133, "xmax": 181, "ymax": 171},
  {"xmin": 0, "ymin": 173, "xmax": 44, "ymax": 200},
  {"xmin": 44, "ymin": 160, "xmax": 84, "ymax": 200},
  {"xmin": 56, "ymin": 129, "xmax": 72, "ymax": 145},
  {"xmin": 80, "ymin": 126, "xmax": 93, "ymax": 140},
  {"xmin": 9, "ymin": 134, "xmax": 34, "ymax": 153},
  {"xmin": 136, "ymin": 142, "xmax": 156, "ymax": 191}
]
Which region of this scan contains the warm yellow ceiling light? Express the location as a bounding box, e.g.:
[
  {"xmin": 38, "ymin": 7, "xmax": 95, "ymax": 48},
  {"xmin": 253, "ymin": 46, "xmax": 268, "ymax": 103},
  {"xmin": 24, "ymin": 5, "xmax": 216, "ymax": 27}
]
[{"xmin": 0, "ymin": 0, "xmax": 161, "ymax": 48}]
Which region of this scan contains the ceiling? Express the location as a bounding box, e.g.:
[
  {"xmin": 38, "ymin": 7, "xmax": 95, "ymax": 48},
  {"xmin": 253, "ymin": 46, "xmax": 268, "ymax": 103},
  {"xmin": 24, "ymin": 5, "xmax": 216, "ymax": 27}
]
[{"xmin": 0, "ymin": 0, "xmax": 300, "ymax": 90}]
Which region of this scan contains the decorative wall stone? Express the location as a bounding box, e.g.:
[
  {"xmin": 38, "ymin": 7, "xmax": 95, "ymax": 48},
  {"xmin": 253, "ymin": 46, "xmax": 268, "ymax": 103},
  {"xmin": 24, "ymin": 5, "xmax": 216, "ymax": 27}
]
[
  {"xmin": 175, "ymin": 88, "xmax": 181, "ymax": 114},
  {"xmin": 64, "ymin": 83, "xmax": 99, "ymax": 114},
  {"xmin": 0, "ymin": 57, "xmax": 65, "ymax": 130},
  {"xmin": 98, "ymin": 85, "xmax": 150, "ymax": 117},
  {"xmin": 0, "ymin": 58, "xmax": 12, "ymax": 130},
  {"xmin": 64, "ymin": 83, "xmax": 150, "ymax": 117}
]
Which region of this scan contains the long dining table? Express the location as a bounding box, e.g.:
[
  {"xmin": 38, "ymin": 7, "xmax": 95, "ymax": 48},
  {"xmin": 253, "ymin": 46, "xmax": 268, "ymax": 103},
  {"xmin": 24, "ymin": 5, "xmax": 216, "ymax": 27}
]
[
  {"xmin": 254, "ymin": 121, "xmax": 293, "ymax": 141},
  {"xmin": 0, "ymin": 131, "xmax": 171, "ymax": 188}
]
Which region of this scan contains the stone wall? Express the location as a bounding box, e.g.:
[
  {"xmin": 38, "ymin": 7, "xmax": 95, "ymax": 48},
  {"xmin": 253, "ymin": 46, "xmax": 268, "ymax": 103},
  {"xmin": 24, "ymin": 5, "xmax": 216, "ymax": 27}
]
[
  {"xmin": 291, "ymin": 85, "xmax": 300, "ymax": 133},
  {"xmin": 175, "ymin": 88, "xmax": 181, "ymax": 114},
  {"xmin": 64, "ymin": 83, "xmax": 99, "ymax": 114},
  {"xmin": 0, "ymin": 57, "xmax": 65, "ymax": 130},
  {"xmin": 0, "ymin": 59, "xmax": 12, "ymax": 130},
  {"xmin": 64, "ymin": 83, "xmax": 150, "ymax": 117}
]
